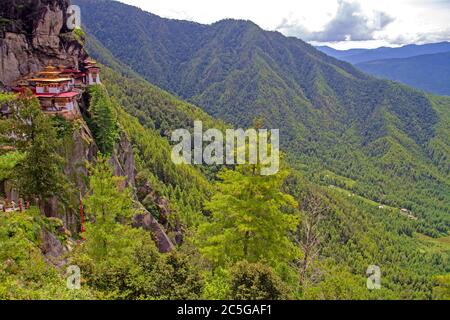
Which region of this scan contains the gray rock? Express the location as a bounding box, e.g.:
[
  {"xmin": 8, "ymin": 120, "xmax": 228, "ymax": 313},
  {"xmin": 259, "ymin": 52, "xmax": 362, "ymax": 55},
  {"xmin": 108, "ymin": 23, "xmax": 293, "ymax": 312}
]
[
  {"xmin": 132, "ymin": 211, "xmax": 174, "ymax": 253},
  {"xmin": 0, "ymin": 0, "xmax": 87, "ymax": 86},
  {"xmin": 40, "ymin": 228, "xmax": 66, "ymax": 268}
]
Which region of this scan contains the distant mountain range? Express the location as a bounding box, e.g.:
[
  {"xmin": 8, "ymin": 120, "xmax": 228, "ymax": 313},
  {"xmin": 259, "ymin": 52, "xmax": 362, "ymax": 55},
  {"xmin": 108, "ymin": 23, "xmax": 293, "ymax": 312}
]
[
  {"xmin": 316, "ymin": 42, "xmax": 450, "ymax": 64},
  {"xmin": 357, "ymin": 51, "xmax": 450, "ymax": 96},
  {"xmin": 317, "ymin": 42, "xmax": 450, "ymax": 96}
]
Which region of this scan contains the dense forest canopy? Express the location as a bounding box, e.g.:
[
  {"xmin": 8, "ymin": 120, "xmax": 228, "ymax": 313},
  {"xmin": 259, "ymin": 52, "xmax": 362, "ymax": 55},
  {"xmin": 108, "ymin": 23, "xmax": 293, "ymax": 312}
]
[
  {"xmin": 0, "ymin": 0, "xmax": 448, "ymax": 301},
  {"xmin": 75, "ymin": 0, "xmax": 449, "ymax": 237}
]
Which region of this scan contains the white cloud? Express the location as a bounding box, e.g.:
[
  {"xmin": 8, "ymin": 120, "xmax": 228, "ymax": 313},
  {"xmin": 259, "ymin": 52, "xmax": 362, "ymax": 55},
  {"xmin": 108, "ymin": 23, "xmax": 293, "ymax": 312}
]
[
  {"xmin": 276, "ymin": 0, "xmax": 395, "ymax": 42},
  {"xmin": 115, "ymin": 0, "xmax": 450, "ymax": 48},
  {"xmin": 385, "ymin": 27, "xmax": 450, "ymax": 45}
]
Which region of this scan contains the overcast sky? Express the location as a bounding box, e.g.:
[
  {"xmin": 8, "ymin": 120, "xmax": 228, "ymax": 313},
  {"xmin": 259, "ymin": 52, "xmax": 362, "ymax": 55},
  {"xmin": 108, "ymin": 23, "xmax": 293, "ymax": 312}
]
[{"xmin": 115, "ymin": 0, "xmax": 450, "ymax": 49}]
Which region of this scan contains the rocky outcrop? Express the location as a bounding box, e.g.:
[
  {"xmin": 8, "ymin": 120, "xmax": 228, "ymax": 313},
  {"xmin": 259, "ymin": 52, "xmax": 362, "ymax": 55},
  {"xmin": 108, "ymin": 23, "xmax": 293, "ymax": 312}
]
[
  {"xmin": 137, "ymin": 175, "xmax": 182, "ymax": 247},
  {"xmin": 0, "ymin": 0, "xmax": 87, "ymax": 87},
  {"xmin": 64, "ymin": 120, "xmax": 98, "ymax": 194},
  {"xmin": 110, "ymin": 132, "xmax": 136, "ymax": 189},
  {"xmin": 137, "ymin": 178, "xmax": 171, "ymax": 222},
  {"xmin": 60, "ymin": 120, "xmax": 97, "ymax": 231},
  {"xmin": 37, "ymin": 110, "xmax": 175, "ymax": 252},
  {"xmin": 115, "ymin": 133, "xmax": 175, "ymax": 252},
  {"xmin": 40, "ymin": 228, "xmax": 66, "ymax": 268},
  {"xmin": 39, "ymin": 120, "xmax": 97, "ymax": 232},
  {"xmin": 132, "ymin": 210, "xmax": 174, "ymax": 253}
]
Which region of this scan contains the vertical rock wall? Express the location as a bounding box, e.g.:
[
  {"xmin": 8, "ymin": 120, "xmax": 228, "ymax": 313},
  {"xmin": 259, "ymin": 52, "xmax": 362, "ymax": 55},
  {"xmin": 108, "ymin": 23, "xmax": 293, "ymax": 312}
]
[{"xmin": 0, "ymin": 0, "xmax": 87, "ymax": 87}]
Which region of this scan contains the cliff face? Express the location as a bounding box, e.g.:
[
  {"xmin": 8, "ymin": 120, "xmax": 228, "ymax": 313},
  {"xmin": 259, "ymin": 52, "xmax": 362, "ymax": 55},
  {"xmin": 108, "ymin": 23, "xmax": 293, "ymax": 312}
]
[
  {"xmin": 0, "ymin": 0, "xmax": 174, "ymax": 252},
  {"xmin": 110, "ymin": 132, "xmax": 136, "ymax": 188},
  {"xmin": 0, "ymin": 0, "xmax": 87, "ymax": 87}
]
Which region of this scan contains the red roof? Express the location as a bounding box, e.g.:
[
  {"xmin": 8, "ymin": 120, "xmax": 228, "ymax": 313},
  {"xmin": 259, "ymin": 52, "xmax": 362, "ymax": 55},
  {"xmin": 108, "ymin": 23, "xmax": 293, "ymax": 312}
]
[
  {"xmin": 57, "ymin": 92, "xmax": 79, "ymax": 98},
  {"xmin": 34, "ymin": 91, "xmax": 79, "ymax": 99}
]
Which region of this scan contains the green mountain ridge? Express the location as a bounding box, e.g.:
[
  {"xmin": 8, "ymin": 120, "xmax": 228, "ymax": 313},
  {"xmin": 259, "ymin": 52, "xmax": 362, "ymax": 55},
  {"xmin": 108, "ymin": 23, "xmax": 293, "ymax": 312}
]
[
  {"xmin": 75, "ymin": 0, "xmax": 450, "ymax": 236},
  {"xmin": 94, "ymin": 55, "xmax": 450, "ymax": 300},
  {"xmin": 2, "ymin": 0, "xmax": 449, "ymax": 301}
]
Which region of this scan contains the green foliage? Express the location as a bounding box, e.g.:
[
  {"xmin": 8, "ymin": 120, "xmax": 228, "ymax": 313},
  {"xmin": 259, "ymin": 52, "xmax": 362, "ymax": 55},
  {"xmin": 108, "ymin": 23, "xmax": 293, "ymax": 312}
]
[
  {"xmin": 301, "ymin": 262, "xmax": 375, "ymax": 300},
  {"xmin": 0, "ymin": 92, "xmax": 14, "ymax": 105},
  {"xmin": 283, "ymin": 172, "xmax": 450, "ymax": 300},
  {"xmin": 86, "ymin": 41, "xmax": 448, "ymax": 299},
  {"xmin": 82, "ymin": 154, "xmax": 136, "ymax": 260},
  {"xmin": 116, "ymin": 106, "xmax": 212, "ymax": 228},
  {"xmin": 72, "ymin": 224, "xmax": 203, "ymax": 299},
  {"xmin": 51, "ymin": 115, "xmax": 74, "ymax": 139},
  {"xmin": 99, "ymin": 65, "xmax": 226, "ymax": 136},
  {"xmin": 2, "ymin": 0, "xmax": 446, "ymax": 300},
  {"xmin": 71, "ymin": 154, "xmax": 203, "ymax": 299},
  {"xmin": 198, "ymin": 166, "xmax": 299, "ymax": 268},
  {"xmin": 156, "ymin": 250, "xmax": 204, "ymax": 300},
  {"xmin": 202, "ymin": 267, "xmax": 232, "ymax": 300},
  {"xmin": 0, "ymin": 93, "xmax": 68, "ymax": 203},
  {"xmin": 87, "ymin": 85, "xmax": 119, "ymax": 154},
  {"xmin": 98, "ymin": 63, "xmax": 228, "ymax": 228},
  {"xmin": 432, "ymin": 274, "xmax": 450, "ymax": 300},
  {"xmin": 78, "ymin": 0, "xmax": 450, "ymax": 236},
  {"xmin": 85, "ymin": 155, "xmax": 134, "ymax": 225},
  {"xmin": 229, "ymin": 261, "xmax": 290, "ymax": 300},
  {"xmin": 0, "ymin": 151, "xmax": 25, "ymax": 180},
  {"xmin": 0, "ymin": 209, "xmax": 94, "ymax": 299},
  {"xmin": 73, "ymin": 27, "xmax": 86, "ymax": 45}
]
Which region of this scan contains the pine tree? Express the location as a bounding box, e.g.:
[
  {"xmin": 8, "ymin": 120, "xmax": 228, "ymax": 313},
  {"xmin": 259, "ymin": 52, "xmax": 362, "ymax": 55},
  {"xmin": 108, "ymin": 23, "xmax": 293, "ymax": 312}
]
[
  {"xmin": 83, "ymin": 155, "xmax": 135, "ymax": 258},
  {"xmin": 85, "ymin": 155, "xmax": 134, "ymax": 224},
  {"xmin": 88, "ymin": 85, "xmax": 118, "ymax": 154},
  {"xmin": 198, "ymin": 164, "xmax": 299, "ymax": 268}
]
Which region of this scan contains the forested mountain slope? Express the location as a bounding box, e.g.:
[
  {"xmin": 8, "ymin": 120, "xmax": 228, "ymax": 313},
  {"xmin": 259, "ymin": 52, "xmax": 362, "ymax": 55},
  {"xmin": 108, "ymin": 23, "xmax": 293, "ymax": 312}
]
[
  {"xmin": 85, "ymin": 41, "xmax": 450, "ymax": 300},
  {"xmin": 75, "ymin": 0, "xmax": 450, "ymax": 236},
  {"xmin": 1, "ymin": 0, "xmax": 449, "ymax": 300}
]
